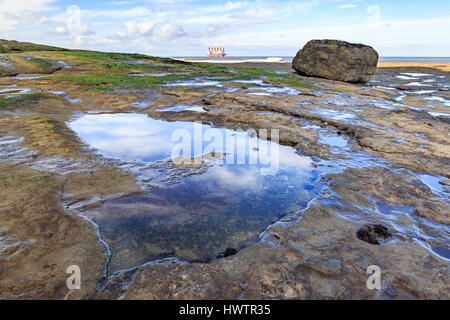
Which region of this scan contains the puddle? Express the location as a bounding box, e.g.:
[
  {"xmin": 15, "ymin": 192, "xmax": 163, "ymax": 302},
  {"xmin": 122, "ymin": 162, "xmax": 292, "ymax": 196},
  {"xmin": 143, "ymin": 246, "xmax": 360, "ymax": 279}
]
[
  {"xmin": 301, "ymin": 123, "xmax": 349, "ymax": 150},
  {"xmin": 255, "ymin": 86, "xmax": 300, "ymax": 96},
  {"xmin": 48, "ymin": 91, "xmax": 83, "ymax": 104},
  {"xmin": 166, "ymin": 80, "xmax": 223, "ymax": 88},
  {"xmin": 232, "ymin": 79, "xmax": 266, "ymax": 85},
  {"xmin": 415, "ymin": 90, "xmax": 435, "ymax": 95},
  {"xmin": 0, "ymin": 61, "xmax": 16, "ymax": 70},
  {"xmin": 392, "ymin": 137, "xmax": 408, "ymax": 143},
  {"xmin": 423, "ymin": 96, "xmax": 450, "ymax": 107},
  {"xmin": 396, "ymin": 75, "xmax": 418, "ymax": 80},
  {"xmin": 375, "ymin": 86, "xmax": 396, "ymax": 91},
  {"xmin": 55, "ymin": 60, "xmax": 72, "ymax": 68},
  {"xmin": 395, "ymin": 93, "xmax": 406, "ymax": 102},
  {"xmin": 131, "ymin": 100, "xmax": 155, "ymax": 109},
  {"xmin": 372, "ymin": 102, "xmax": 397, "ymax": 110},
  {"xmin": 405, "ymin": 82, "xmax": 432, "ymax": 87},
  {"xmin": 248, "ymin": 92, "xmax": 277, "ymax": 97},
  {"xmin": 13, "ymin": 75, "xmax": 43, "ymax": 80},
  {"xmin": 310, "ymin": 108, "xmax": 357, "ymax": 120},
  {"xmin": 318, "ymin": 134, "xmax": 348, "ymax": 148},
  {"xmin": 414, "ymin": 173, "xmax": 448, "ymax": 196},
  {"xmin": 255, "ymin": 111, "xmax": 277, "ymax": 116},
  {"xmin": 0, "ymin": 86, "xmax": 33, "ymax": 97},
  {"xmin": 129, "ymin": 73, "xmax": 171, "ymax": 77},
  {"xmin": 155, "ymin": 104, "xmax": 209, "ymax": 113},
  {"xmin": 233, "ymin": 80, "xmax": 301, "ymax": 95},
  {"xmin": 68, "ymin": 113, "xmax": 322, "ymax": 273},
  {"xmin": 401, "ymin": 73, "xmax": 432, "ymax": 77},
  {"xmin": 67, "ymin": 98, "xmax": 83, "ymax": 104},
  {"xmin": 431, "ymin": 246, "xmax": 450, "ymax": 260},
  {"xmin": 413, "ymin": 132, "xmax": 428, "ymax": 139},
  {"xmin": 429, "ymin": 112, "xmax": 450, "ymax": 117},
  {"xmin": 376, "ymin": 203, "xmax": 415, "ymax": 216}
]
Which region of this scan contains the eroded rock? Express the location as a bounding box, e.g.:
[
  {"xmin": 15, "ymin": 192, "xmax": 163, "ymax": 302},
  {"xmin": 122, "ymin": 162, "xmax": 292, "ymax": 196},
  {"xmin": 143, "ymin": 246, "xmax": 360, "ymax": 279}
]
[{"xmin": 292, "ymin": 39, "xmax": 379, "ymax": 83}]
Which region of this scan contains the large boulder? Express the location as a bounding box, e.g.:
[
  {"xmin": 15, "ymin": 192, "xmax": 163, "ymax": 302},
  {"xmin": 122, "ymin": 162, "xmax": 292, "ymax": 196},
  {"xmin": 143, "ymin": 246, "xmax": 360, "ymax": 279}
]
[{"xmin": 292, "ymin": 39, "xmax": 379, "ymax": 83}]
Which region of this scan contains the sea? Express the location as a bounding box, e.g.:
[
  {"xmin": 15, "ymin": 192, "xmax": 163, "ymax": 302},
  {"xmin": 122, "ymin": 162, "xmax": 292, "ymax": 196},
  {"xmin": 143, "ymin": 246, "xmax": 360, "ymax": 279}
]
[{"xmin": 174, "ymin": 56, "xmax": 450, "ymax": 63}]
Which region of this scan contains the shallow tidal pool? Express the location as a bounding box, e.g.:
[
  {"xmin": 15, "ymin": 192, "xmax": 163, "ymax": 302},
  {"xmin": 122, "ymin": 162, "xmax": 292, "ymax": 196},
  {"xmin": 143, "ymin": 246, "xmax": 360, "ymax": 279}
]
[{"xmin": 68, "ymin": 112, "xmax": 323, "ymax": 273}]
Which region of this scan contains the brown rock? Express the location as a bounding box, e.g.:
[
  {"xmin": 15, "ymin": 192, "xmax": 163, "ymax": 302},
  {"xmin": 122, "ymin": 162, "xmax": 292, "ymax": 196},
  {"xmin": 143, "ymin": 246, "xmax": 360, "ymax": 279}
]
[{"xmin": 292, "ymin": 39, "xmax": 379, "ymax": 83}]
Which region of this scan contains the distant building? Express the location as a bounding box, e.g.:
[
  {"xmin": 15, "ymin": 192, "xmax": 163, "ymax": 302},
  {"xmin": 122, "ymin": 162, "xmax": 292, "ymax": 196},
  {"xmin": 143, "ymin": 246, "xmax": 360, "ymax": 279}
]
[{"xmin": 206, "ymin": 47, "xmax": 226, "ymax": 58}]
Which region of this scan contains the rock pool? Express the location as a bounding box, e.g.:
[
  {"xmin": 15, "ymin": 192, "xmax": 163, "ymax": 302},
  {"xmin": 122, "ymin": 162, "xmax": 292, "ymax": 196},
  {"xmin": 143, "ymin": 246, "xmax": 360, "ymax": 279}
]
[{"xmin": 68, "ymin": 113, "xmax": 323, "ymax": 273}]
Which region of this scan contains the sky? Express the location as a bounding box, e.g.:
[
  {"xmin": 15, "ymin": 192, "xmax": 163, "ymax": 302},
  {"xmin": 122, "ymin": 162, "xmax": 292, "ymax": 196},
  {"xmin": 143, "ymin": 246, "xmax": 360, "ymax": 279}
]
[{"xmin": 1, "ymin": 0, "xmax": 449, "ymax": 57}]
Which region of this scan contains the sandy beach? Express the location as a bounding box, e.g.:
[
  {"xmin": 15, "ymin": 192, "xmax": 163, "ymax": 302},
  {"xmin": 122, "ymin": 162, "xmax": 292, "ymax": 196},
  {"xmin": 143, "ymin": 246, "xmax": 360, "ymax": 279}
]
[{"xmin": 378, "ymin": 61, "xmax": 450, "ymax": 71}]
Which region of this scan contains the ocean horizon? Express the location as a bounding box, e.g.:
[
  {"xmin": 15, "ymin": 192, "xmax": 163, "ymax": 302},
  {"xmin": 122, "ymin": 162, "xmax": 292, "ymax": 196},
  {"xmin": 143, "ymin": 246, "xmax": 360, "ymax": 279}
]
[{"xmin": 173, "ymin": 56, "xmax": 450, "ymax": 63}]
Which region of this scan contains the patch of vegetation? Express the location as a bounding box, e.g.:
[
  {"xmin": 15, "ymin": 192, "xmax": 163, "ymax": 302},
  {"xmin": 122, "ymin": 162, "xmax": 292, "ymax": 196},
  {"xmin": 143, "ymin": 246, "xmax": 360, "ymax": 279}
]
[
  {"xmin": 55, "ymin": 74, "xmax": 196, "ymax": 91},
  {"xmin": 191, "ymin": 63, "xmax": 230, "ymax": 73},
  {"xmin": 0, "ymin": 92, "xmax": 56, "ymax": 108},
  {"xmin": 23, "ymin": 56, "xmax": 54, "ymax": 69},
  {"xmin": 231, "ymin": 67, "xmax": 281, "ymax": 78},
  {"xmin": 54, "ymin": 64, "xmax": 315, "ymax": 91},
  {"xmin": 59, "ymin": 50, "xmax": 147, "ymax": 62},
  {"xmin": 0, "ymin": 175, "xmax": 11, "ymax": 188},
  {"xmin": 19, "ymin": 175, "xmax": 51, "ymax": 184},
  {"xmin": 268, "ymin": 74, "xmax": 314, "ymax": 89},
  {"xmin": 58, "ymin": 50, "xmax": 187, "ymax": 65},
  {"xmin": 101, "ymin": 62, "xmax": 188, "ymax": 72},
  {"xmin": 50, "ymin": 57, "xmax": 314, "ymax": 91},
  {"xmin": 0, "ymin": 39, "xmax": 65, "ymax": 53}
]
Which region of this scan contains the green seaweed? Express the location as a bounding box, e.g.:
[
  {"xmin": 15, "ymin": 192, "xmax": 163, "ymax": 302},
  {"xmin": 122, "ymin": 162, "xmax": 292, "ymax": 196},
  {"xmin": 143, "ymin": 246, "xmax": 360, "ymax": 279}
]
[
  {"xmin": 55, "ymin": 74, "xmax": 195, "ymax": 91},
  {"xmin": 0, "ymin": 92, "xmax": 56, "ymax": 108},
  {"xmin": 23, "ymin": 56, "xmax": 53, "ymax": 69},
  {"xmin": 100, "ymin": 62, "xmax": 188, "ymax": 72},
  {"xmin": 52, "ymin": 60, "xmax": 315, "ymax": 91}
]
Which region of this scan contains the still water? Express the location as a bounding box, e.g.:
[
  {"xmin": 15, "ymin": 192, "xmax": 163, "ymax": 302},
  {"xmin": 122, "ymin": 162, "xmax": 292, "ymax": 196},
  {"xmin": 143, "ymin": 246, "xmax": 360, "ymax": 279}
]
[{"xmin": 69, "ymin": 113, "xmax": 323, "ymax": 273}]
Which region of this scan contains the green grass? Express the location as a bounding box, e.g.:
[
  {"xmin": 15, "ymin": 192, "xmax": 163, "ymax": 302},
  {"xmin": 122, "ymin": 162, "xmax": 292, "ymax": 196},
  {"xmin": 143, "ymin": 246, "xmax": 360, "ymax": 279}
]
[{"xmin": 0, "ymin": 39, "xmax": 65, "ymax": 53}]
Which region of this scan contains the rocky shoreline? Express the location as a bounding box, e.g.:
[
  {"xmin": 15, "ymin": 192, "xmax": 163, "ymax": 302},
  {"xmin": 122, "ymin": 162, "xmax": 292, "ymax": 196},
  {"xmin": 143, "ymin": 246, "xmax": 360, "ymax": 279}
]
[{"xmin": 0, "ymin": 45, "xmax": 448, "ymax": 299}]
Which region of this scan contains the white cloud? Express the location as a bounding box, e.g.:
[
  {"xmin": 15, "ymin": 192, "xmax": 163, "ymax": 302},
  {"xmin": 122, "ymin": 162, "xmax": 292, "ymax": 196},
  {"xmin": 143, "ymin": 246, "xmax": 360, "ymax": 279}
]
[
  {"xmin": 0, "ymin": 0, "xmax": 55, "ymax": 12},
  {"xmin": 337, "ymin": 4, "xmax": 357, "ymax": 9},
  {"xmin": 157, "ymin": 23, "xmax": 187, "ymax": 40},
  {"xmin": 0, "ymin": 0, "xmax": 56, "ymax": 30},
  {"xmin": 86, "ymin": 6, "xmax": 151, "ymax": 18},
  {"xmin": 198, "ymin": 1, "xmax": 249, "ymax": 14},
  {"xmin": 126, "ymin": 21, "xmax": 155, "ymax": 36},
  {"xmin": 55, "ymin": 26, "xmax": 67, "ymax": 34}
]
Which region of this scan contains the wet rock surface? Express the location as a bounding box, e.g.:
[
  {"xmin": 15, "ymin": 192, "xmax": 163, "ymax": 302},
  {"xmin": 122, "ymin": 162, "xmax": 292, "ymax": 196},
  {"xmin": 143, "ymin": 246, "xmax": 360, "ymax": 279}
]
[
  {"xmin": 0, "ymin": 47, "xmax": 448, "ymax": 299},
  {"xmin": 292, "ymin": 40, "xmax": 379, "ymax": 83}
]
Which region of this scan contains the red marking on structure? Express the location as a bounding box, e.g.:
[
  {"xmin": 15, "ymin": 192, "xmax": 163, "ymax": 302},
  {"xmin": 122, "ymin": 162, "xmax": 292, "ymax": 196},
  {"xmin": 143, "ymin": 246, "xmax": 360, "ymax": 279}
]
[{"xmin": 207, "ymin": 46, "xmax": 226, "ymax": 58}]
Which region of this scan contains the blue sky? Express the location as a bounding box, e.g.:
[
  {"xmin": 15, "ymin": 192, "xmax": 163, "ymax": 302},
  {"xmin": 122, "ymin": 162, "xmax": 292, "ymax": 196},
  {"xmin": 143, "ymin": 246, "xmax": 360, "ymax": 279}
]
[{"xmin": 1, "ymin": 0, "xmax": 449, "ymax": 57}]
